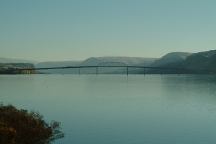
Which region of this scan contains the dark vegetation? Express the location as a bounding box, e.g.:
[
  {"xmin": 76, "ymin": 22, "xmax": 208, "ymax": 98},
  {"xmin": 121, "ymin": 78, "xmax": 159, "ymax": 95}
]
[{"xmin": 0, "ymin": 104, "xmax": 64, "ymax": 144}]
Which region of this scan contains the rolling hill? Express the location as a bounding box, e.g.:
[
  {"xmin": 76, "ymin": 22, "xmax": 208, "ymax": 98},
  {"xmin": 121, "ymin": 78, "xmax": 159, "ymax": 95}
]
[{"xmin": 35, "ymin": 57, "xmax": 157, "ymax": 74}]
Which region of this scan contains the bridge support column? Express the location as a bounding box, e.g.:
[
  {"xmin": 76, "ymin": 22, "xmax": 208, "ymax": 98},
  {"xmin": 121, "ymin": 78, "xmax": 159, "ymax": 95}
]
[
  {"xmin": 96, "ymin": 67, "xmax": 99, "ymax": 75},
  {"xmin": 143, "ymin": 68, "xmax": 146, "ymax": 75},
  {"xmin": 78, "ymin": 68, "xmax": 81, "ymax": 75},
  {"xmin": 160, "ymin": 70, "xmax": 163, "ymax": 75},
  {"xmin": 126, "ymin": 67, "xmax": 128, "ymax": 76}
]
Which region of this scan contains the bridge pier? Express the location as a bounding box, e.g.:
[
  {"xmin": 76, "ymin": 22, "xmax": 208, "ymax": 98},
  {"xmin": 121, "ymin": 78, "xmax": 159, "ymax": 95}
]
[
  {"xmin": 96, "ymin": 67, "xmax": 99, "ymax": 75},
  {"xmin": 126, "ymin": 67, "xmax": 129, "ymax": 76},
  {"xmin": 143, "ymin": 68, "xmax": 146, "ymax": 75},
  {"xmin": 78, "ymin": 68, "xmax": 81, "ymax": 75},
  {"xmin": 19, "ymin": 69, "xmax": 35, "ymax": 74}
]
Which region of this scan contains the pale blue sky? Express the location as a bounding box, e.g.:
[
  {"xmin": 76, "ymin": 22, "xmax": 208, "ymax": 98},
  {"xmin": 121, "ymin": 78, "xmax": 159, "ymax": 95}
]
[{"xmin": 0, "ymin": 0, "xmax": 216, "ymax": 61}]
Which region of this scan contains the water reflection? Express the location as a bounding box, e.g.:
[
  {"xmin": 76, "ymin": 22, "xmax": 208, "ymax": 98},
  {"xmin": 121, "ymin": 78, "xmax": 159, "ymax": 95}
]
[{"xmin": 1, "ymin": 75, "xmax": 216, "ymax": 144}]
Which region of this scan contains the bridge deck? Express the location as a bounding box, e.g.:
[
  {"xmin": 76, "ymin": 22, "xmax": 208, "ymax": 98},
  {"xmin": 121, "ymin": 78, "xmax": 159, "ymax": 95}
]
[{"xmin": 19, "ymin": 65, "xmax": 185, "ymax": 71}]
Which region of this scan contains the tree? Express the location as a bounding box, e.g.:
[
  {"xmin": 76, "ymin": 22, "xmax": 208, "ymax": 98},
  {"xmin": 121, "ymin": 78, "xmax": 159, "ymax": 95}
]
[{"xmin": 0, "ymin": 104, "xmax": 64, "ymax": 144}]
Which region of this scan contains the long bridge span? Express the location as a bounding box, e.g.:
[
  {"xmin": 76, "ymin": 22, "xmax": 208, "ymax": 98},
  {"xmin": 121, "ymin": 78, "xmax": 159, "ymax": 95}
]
[{"xmin": 17, "ymin": 64, "xmax": 189, "ymax": 75}]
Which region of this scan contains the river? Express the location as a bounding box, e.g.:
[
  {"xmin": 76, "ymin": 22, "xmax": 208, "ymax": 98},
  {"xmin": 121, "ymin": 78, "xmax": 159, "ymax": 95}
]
[{"xmin": 1, "ymin": 75, "xmax": 216, "ymax": 144}]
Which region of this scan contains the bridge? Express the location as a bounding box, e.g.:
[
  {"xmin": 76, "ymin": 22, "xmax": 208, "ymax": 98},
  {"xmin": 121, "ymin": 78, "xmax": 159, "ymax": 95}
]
[{"xmin": 16, "ymin": 62, "xmax": 189, "ymax": 75}]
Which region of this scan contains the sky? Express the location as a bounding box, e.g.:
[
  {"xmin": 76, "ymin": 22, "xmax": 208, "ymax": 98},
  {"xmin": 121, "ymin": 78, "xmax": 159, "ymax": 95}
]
[{"xmin": 0, "ymin": 0, "xmax": 216, "ymax": 61}]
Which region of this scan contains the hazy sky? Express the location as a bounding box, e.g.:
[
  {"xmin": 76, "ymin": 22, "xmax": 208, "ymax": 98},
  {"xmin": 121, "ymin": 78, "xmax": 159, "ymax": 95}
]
[{"xmin": 0, "ymin": 0, "xmax": 216, "ymax": 61}]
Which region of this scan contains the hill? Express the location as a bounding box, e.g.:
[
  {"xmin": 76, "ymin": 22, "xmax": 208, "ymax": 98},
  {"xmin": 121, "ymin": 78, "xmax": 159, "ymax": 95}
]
[
  {"xmin": 183, "ymin": 50, "xmax": 216, "ymax": 73},
  {"xmin": 151, "ymin": 52, "xmax": 191, "ymax": 67},
  {"xmin": 0, "ymin": 57, "xmax": 36, "ymax": 64},
  {"xmin": 36, "ymin": 57, "xmax": 156, "ymax": 74},
  {"xmin": 149, "ymin": 50, "xmax": 216, "ymax": 74}
]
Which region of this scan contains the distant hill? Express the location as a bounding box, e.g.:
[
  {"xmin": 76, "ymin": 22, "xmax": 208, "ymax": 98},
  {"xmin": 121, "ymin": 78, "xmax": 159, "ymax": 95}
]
[
  {"xmin": 80, "ymin": 57, "xmax": 156, "ymax": 66},
  {"xmin": 0, "ymin": 57, "xmax": 36, "ymax": 64},
  {"xmin": 35, "ymin": 61, "xmax": 82, "ymax": 74},
  {"xmin": 2, "ymin": 50, "xmax": 216, "ymax": 74},
  {"xmin": 80, "ymin": 57, "xmax": 157, "ymax": 74},
  {"xmin": 36, "ymin": 61, "xmax": 81, "ymax": 68},
  {"xmin": 149, "ymin": 50, "xmax": 216, "ymax": 74},
  {"xmin": 36, "ymin": 57, "xmax": 157, "ymax": 74},
  {"xmin": 182, "ymin": 50, "xmax": 216, "ymax": 73},
  {"xmin": 151, "ymin": 52, "xmax": 191, "ymax": 67}
]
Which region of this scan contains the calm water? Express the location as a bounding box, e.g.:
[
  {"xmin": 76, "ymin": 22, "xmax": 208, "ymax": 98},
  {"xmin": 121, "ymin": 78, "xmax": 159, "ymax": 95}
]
[{"xmin": 1, "ymin": 75, "xmax": 216, "ymax": 144}]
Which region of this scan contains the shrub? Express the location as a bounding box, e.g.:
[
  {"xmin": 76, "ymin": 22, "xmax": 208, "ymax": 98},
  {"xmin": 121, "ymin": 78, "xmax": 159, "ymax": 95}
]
[{"xmin": 0, "ymin": 105, "xmax": 64, "ymax": 144}]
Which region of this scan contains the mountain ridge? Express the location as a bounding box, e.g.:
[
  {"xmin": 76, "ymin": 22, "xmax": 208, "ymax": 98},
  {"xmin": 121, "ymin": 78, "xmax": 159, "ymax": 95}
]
[
  {"xmin": 35, "ymin": 56, "xmax": 157, "ymax": 74},
  {"xmin": 1, "ymin": 50, "xmax": 216, "ymax": 74},
  {"xmin": 0, "ymin": 57, "xmax": 36, "ymax": 64}
]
